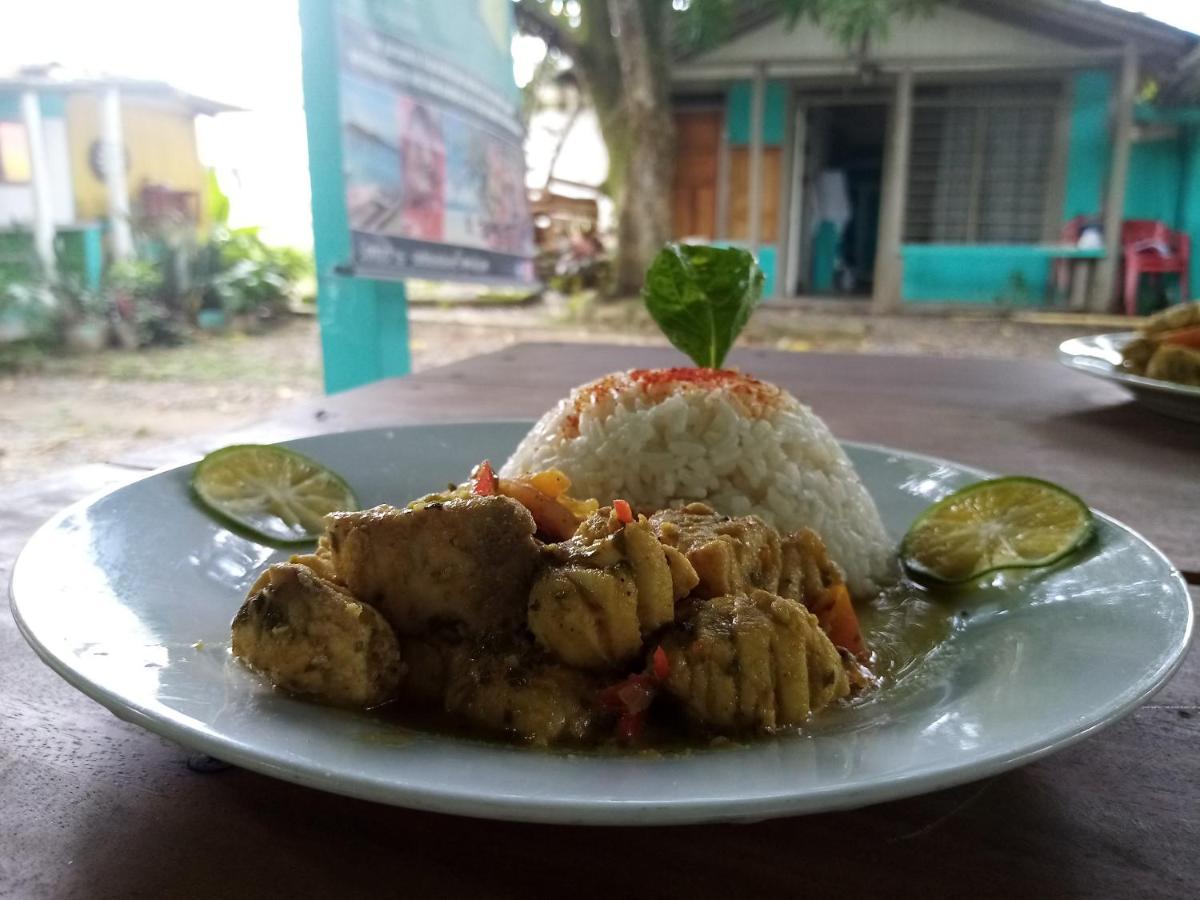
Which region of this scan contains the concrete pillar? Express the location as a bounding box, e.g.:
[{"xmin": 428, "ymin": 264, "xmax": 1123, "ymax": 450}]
[
  {"xmin": 101, "ymin": 85, "xmax": 134, "ymax": 260},
  {"xmin": 1093, "ymin": 44, "xmax": 1138, "ymax": 312},
  {"xmin": 873, "ymin": 69, "xmax": 913, "ymax": 313},
  {"xmin": 748, "ymin": 65, "xmax": 766, "ymax": 252},
  {"xmin": 19, "ymin": 90, "xmax": 56, "ymax": 275}
]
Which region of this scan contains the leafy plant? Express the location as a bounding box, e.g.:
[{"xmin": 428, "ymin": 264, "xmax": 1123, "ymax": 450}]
[
  {"xmin": 206, "ymin": 168, "xmax": 231, "ymax": 227},
  {"xmin": 106, "ymin": 259, "xmax": 164, "ymax": 302},
  {"xmin": 104, "ymin": 259, "xmax": 187, "ymax": 348},
  {"xmin": 642, "ymin": 243, "xmax": 764, "ymax": 369},
  {"xmin": 200, "ymin": 227, "xmax": 311, "ymax": 319},
  {"xmin": 0, "ymin": 279, "xmax": 60, "ymax": 345},
  {"xmin": 0, "ymin": 272, "xmax": 108, "ymax": 355}
]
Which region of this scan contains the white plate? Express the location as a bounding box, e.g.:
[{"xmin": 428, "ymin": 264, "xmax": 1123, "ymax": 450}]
[
  {"xmin": 10, "ymin": 423, "xmax": 1193, "ymax": 825},
  {"xmin": 1058, "ymin": 332, "xmax": 1200, "ymax": 423}
]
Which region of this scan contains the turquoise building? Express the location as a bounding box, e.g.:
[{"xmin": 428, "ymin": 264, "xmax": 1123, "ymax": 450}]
[{"xmin": 668, "ymin": 0, "xmax": 1200, "ymax": 311}]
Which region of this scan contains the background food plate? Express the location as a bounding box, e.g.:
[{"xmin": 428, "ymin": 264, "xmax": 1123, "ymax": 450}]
[
  {"xmin": 1058, "ymin": 332, "xmax": 1200, "ymax": 424},
  {"xmin": 10, "ymin": 423, "xmax": 1193, "ymax": 825}
]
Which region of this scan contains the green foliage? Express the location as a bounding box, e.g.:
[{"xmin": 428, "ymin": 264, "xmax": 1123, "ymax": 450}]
[
  {"xmin": 106, "ymin": 259, "xmax": 164, "ymax": 301},
  {"xmin": 0, "ymin": 279, "xmax": 60, "ymax": 346},
  {"xmin": 775, "ymin": 0, "xmax": 942, "ymax": 50},
  {"xmin": 201, "ymin": 227, "xmax": 312, "ymax": 318},
  {"xmin": 206, "ymin": 169, "xmax": 231, "ymax": 226},
  {"xmin": 0, "ymin": 271, "xmax": 107, "ymax": 354},
  {"xmin": 642, "ymin": 243, "xmax": 763, "ymax": 368},
  {"xmin": 103, "ymin": 259, "xmax": 188, "ymax": 348},
  {"xmin": 671, "ymin": 0, "xmax": 736, "ymax": 55}
]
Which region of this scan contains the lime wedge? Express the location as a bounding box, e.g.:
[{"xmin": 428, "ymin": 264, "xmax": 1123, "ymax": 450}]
[
  {"xmin": 901, "ymin": 476, "xmax": 1094, "ymax": 584},
  {"xmin": 191, "ymin": 444, "xmax": 357, "ymax": 544}
]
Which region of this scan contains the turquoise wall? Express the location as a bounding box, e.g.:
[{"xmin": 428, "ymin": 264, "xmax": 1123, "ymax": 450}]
[
  {"xmin": 1182, "ymin": 127, "xmax": 1200, "ymax": 299},
  {"xmin": 902, "ymin": 68, "xmax": 1118, "ymax": 306},
  {"xmin": 1124, "ymin": 120, "xmax": 1199, "ymax": 302},
  {"xmin": 902, "ymin": 246, "xmax": 1052, "ymax": 306},
  {"xmin": 727, "ymin": 82, "xmax": 752, "ymax": 146},
  {"xmin": 1062, "ymin": 70, "xmax": 1113, "ymax": 222},
  {"xmin": 0, "ymin": 91, "xmax": 67, "ymax": 120},
  {"xmin": 896, "ymin": 68, "xmax": 1200, "ymax": 307},
  {"xmin": 762, "ymin": 82, "xmax": 787, "ymax": 145},
  {"xmin": 1125, "ymin": 138, "xmax": 1183, "ymax": 223}
]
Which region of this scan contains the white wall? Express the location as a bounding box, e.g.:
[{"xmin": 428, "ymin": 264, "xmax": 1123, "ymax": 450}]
[{"xmin": 0, "ymin": 117, "xmax": 75, "ymax": 227}]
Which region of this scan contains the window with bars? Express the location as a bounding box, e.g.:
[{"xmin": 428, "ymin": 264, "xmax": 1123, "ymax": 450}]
[{"xmin": 905, "ymin": 83, "xmax": 1061, "ymax": 244}]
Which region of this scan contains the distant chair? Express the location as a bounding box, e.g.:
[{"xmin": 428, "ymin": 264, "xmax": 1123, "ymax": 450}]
[{"xmin": 1121, "ymin": 219, "xmax": 1190, "ymax": 316}]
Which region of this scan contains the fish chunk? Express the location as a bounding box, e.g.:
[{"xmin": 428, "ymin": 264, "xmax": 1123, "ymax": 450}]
[
  {"xmin": 395, "ymin": 636, "xmax": 602, "ymax": 745},
  {"xmin": 650, "ymin": 503, "xmax": 782, "ymax": 598},
  {"xmin": 529, "ymin": 509, "xmax": 698, "ymax": 670},
  {"xmin": 528, "ymin": 564, "xmax": 643, "ymax": 670},
  {"xmin": 444, "ymin": 643, "xmax": 601, "ymax": 745},
  {"xmin": 231, "ymin": 563, "xmax": 403, "ymax": 707},
  {"xmin": 659, "ymin": 590, "xmax": 848, "ymax": 731},
  {"xmin": 777, "ymin": 528, "xmax": 844, "ymax": 610},
  {"xmin": 325, "ymin": 496, "xmax": 541, "ymax": 636}
]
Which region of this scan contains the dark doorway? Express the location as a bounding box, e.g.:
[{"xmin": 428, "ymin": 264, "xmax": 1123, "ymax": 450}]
[{"xmin": 792, "ymin": 103, "xmax": 887, "ymax": 297}]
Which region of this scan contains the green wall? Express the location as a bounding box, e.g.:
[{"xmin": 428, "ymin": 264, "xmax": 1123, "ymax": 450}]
[
  {"xmin": 726, "ymin": 82, "xmax": 752, "ymax": 146},
  {"xmin": 894, "ymin": 67, "xmax": 1200, "ymax": 307},
  {"xmin": 902, "ymin": 68, "xmax": 1117, "ymax": 306},
  {"xmin": 1062, "ymin": 70, "xmax": 1113, "ymax": 222},
  {"xmin": 0, "ymin": 226, "xmax": 103, "ymax": 289},
  {"xmin": 762, "ymin": 82, "xmax": 787, "ymax": 145},
  {"xmin": 1181, "ymin": 127, "xmax": 1200, "ymax": 299},
  {"xmin": 1125, "ymin": 138, "xmax": 1183, "ymax": 224},
  {"xmin": 902, "ymin": 245, "xmax": 1052, "ymax": 306},
  {"xmin": 0, "ymin": 90, "xmax": 67, "ymax": 121}
]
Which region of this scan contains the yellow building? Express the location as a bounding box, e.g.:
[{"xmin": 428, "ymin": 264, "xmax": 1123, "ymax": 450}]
[
  {"xmin": 1, "ymin": 69, "xmax": 236, "ymax": 284},
  {"xmin": 64, "ymin": 86, "xmax": 223, "ymax": 225}
]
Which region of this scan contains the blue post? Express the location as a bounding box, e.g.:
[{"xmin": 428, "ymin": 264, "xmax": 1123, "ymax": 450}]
[{"xmin": 299, "ymin": 0, "xmax": 411, "ymax": 394}]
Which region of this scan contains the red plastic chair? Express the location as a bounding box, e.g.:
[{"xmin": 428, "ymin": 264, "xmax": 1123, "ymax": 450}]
[{"xmin": 1121, "ymin": 219, "xmax": 1190, "ymax": 316}]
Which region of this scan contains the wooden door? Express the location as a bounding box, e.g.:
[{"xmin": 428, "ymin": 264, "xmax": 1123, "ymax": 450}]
[
  {"xmin": 727, "ymin": 148, "xmax": 781, "ymax": 243},
  {"xmin": 671, "ymin": 110, "xmax": 721, "ymax": 240}
]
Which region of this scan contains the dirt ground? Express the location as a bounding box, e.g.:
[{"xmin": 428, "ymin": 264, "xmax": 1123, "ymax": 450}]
[{"xmin": 0, "ymin": 302, "xmax": 1102, "ymax": 488}]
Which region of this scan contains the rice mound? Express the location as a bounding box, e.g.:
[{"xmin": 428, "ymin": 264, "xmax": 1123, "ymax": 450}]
[{"xmin": 501, "ymin": 368, "xmax": 897, "ymax": 598}]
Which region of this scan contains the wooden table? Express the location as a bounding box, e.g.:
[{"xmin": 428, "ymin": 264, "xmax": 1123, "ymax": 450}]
[{"xmin": 3, "ymin": 344, "xmax": 1197, "ymax": 898}]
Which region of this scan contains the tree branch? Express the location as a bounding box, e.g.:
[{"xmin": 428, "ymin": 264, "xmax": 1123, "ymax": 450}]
[{"xmin": 512, "ymin": 0, "xmax": 585, "ymax": 59}]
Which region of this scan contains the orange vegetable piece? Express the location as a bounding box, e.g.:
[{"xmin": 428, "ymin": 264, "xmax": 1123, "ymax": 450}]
[
  {"xmin": 613, "ymin": 499, "xmax": 633, "ymax": 524},
  {"xmin": 811, "ymin": 583, "xmax": 869, "ymax": 661}
]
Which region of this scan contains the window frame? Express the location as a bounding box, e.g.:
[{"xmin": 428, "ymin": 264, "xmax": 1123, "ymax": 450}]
[{"xmin": 0, "ymin": 120, "xmax": 33, "ymax": 185}]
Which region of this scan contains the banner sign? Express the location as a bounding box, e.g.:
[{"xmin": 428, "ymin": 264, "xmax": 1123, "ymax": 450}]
[{"xmin": 336, "ymin": 0, "xmax": 534, "ymax": 282}]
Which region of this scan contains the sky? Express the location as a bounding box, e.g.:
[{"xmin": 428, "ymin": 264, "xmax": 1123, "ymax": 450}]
[
  {"xmin": 1, "ymin": 0, "xmax": 1197, "ymax": 246},
  {"xmin": 1102, "ymin": 0, "xmax": 1200, "ymax": 35}
]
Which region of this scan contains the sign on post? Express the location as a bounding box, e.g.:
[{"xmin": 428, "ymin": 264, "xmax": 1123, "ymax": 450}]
[{"xmin": 336, "ymin": 0, "xmax": 534, "ymax": 283}]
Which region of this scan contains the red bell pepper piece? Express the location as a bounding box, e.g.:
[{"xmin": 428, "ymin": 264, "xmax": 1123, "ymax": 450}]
[
  {"xmin": 471, "ymin": 460, "xmax": 497, "ymax": 496},
  {"xmin": 613, "ymin": 498, "xmax": 633, "ymax": 524},
  {"xmin": 1162, "ymin": 325, "xmax": 1200, "ymax": 349},
  {"xmin": 652, "ymin": 645, "xmax": 670, "ymax": 681}
]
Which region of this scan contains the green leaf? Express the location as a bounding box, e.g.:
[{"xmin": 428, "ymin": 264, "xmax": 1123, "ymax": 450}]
[{"xmin": 642, "ymin": 243, "xmax": 764, "ymax": 369}]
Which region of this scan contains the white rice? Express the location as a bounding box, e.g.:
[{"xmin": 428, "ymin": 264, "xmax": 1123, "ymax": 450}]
[{"xmin": 501, "ymin": 369, "xmax": 897, "ymax": 599}]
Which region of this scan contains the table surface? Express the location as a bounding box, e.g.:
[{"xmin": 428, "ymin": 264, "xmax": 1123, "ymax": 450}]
[{"xmin": 3, "ymin": 343, "xmax": 1197, "ymax": 899}]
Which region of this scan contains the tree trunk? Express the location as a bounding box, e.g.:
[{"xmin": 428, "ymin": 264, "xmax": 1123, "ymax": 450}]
[{"xmin": 606, "ymin": 0, "xmax": 675, "ymax": 295}]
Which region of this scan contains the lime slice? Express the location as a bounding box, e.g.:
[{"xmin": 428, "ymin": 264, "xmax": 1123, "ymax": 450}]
[
  {"xmin": 191, "ymin": 444, "xmax": 357, "ymax": 544},
  {"xmin": 901, "ymin": 476, "xmax": 1094, "ymax": 584}
]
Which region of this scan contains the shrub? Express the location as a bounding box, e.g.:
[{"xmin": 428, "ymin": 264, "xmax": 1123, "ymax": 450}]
[
  {"xmin": 104, "ymin": 259, "xmax": 187, "ymax": 348},
  {"xmin": 200, "ymin": 227, "xmax": 312, "ymax": 319}
]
